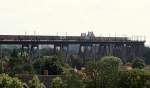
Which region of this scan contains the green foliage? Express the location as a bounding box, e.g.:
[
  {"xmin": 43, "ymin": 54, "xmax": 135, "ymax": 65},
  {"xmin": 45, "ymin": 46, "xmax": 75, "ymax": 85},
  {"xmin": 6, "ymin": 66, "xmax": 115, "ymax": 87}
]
[
  {"xmin": 51, "ymin": 76, "xmax": 64, "ymax": 88},
  {"xmin": 51, "ymin": 71, "xmax": 85, "ymax": 88},
  {"xmin": 62, "ymin": 64, "xmax": 73, "ymax": 75},
  {"xmin": 85, "ymin": 60, "xmax": 101, "ymax": 88},
  {"xmin": 64, "ymin": 71, "xmax": 85, "ymax": 88},
  {"xmin": 100, "ymin": 56, "xmax": 123, "ymax": 65},
  {"xmin": 118, "ymin": 69, "xmax": 150, "ymax": 88},
  {"xmin": 28, "ymin": 75, "xmax": 45, "ymax": 88},
  {"xmin": 85, "ymin": 56, "xmax": 122, "ymax": 88},
  {"xmin": 132, "ymin": 58, "xmax": 145, "ymax": 69},
  {"xmin": 0, "ymin": 74, "xmax": 24, "ymax": 88},
  {"xmin": 84, "ymin": 56, "xmax": 150, "ymax": 88},
  {"xmin": 23, "ymin": 63, "xmax": 34, "ymax": 74},
  {"xmin": 99, "ymin": 56, "xmax": 122, "ymax": 88},
  {"xmin": 9, "ymin": 51, "xmax": 32, "ymax": 74},
  {"xmin": 100, "ymin": 56, "xmax": 123, "ymax": 73},
  {"xmin": 0, "ymin": 56, "xmax": 10, "ymax": 74},
  {"xmin": 33, "ymin": 56, "xmax": 63, "ymax": 75},
  {"xmin": 1, "ymin": 49, "xmax": 150, "ymax": 88}
]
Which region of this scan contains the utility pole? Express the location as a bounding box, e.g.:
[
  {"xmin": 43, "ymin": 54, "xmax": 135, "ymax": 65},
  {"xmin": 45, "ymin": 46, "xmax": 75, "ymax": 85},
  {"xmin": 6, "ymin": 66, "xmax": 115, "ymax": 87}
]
[
  {"xmin": 34, "ymin": 30, "xmax": 36, "ymax": 36},
  {"xmin": 25, "ymin": 31, "xmax": 27, "ymax": 36},
  {"xmin": 57, "ymin": 32, "xmax": 58, "ymax": 36}
]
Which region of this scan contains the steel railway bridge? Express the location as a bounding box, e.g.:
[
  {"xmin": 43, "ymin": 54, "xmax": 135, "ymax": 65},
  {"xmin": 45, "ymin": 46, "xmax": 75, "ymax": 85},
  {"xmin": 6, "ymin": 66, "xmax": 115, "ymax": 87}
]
[{"xmin": 0, "ymin": 35, "xmax": 145, "ymax": 59}]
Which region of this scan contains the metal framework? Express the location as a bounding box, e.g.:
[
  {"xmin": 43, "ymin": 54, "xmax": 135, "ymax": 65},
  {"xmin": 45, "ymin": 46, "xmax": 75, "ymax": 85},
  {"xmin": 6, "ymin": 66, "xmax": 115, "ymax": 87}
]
[{"xmin": 0, "ymin": 35, "xmax": 145, "ymax": 59}]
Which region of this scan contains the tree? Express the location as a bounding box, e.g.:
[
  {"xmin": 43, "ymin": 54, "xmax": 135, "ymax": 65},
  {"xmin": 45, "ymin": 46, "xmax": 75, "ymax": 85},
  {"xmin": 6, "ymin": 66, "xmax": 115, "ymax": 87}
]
[
  {"xmin": 9, "ymin": 51, "xmax": 31, "ymax": 75},
  {"xmin": 0, "ymin": 74, "xmax": 24, "ymax": 88},
  {"xmin": 51, "ymin": 76, "xmax": 64, "ymax": 88},
  {"xmin": 132, "ymin": 58, "xmax": 145, "ymax": 69},
  {"xmin": 28, "ymin": 75, "xmax": 45, "ymax": 88},
  {"xmin": 33, "ymin": 56, "xmax": 63, "ymax": 75},
  {"xmin": 64, "ymin": 70, "xmax": 85, "ymax": 88},
  {"xmin": 0, "ymin": 56, "xmax": 9, "ymax": 73},
  {"xmin": 11, "ymin": 49, "xmax": 18, "ymax": 58},
  {"xmin": 85, "ymin": 60, "xmax": 100, "ymax": 88},
  {"xmin": 85, "ymin": 56, "xmax": 122, "ymax": 88},
  {"xmin": 117, "ymin": 69, "xmax": 150, "ymax": 88},
  {"xmin": 99, "ymin": 56, "xmax": 123, "ymax": 88}
]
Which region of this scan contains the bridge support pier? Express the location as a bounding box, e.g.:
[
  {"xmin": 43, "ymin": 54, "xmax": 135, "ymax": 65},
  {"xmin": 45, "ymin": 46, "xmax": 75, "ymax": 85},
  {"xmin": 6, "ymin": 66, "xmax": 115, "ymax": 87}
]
[{"xmin": 21, "ymin": 44, "xmax": 39, "ymax": 63}]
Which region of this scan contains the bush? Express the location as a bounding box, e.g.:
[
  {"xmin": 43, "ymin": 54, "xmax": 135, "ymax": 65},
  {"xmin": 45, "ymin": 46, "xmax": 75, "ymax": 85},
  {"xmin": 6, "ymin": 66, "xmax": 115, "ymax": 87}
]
[
  {"xmin": 118, "ymin": 69, "xmax": 150, "ymax": 88},
  {"xmin": 9, "ymin": 51, "xmax": 29, "ymax": 74},
  {"xmin": 51, "ymin": 76, "xmax": 64, "ymax": 88},
  {"xmin": 28, "ymin": 75, "xmax": 45, "ymax": 88},
  {"xmin": 0, "ymin": 74, "xmax": 24, "ymax": 88},
  {"xmin": 64, "ymin": 71, "xmax": 85, "ymax": 88},
  {"xmin": 33, "ymin": 56, "xmax": 63, "ymax": 75},
  {"xmin": 100, "ymin": 56, "xmax": 122, "ymax": 88},
  {"xmin": 132, "ymin": 58, "xmax": 145, "ymax": 69},
  {"xmin": 85, "ymin": 56, "xmax": 123, "ymax": 88}
]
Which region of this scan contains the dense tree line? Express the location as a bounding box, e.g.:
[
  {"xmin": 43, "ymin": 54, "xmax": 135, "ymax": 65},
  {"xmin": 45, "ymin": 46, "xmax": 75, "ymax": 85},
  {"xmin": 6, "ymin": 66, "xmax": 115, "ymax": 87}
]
[
  {"xmin": 0, "ymin": 48, "xmax": 150, "ymax": 88},
  {"xmin": 0, "ymin": 74, "xmax": 46, "ymax": 88},
  {"xmin": 51, "ymin": 56, "xmax": 150, "ymax": 88}
]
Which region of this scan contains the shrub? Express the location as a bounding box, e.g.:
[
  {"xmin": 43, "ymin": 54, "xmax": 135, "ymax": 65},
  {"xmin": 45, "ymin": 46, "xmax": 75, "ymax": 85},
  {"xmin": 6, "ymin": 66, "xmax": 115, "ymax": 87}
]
[
  {"xmin": 85, "ymin": 56, "xmax": 123, "ymax": 88},
  {"xmin": 33, "ymin": 56, "xmax": 63, "ymax": 75},
  {"xmin": 28, "ymin": 75, "xmax": 45, "ymax": 88},
  {"xmin": 0, "ymin": 74, "xmax": 24, "ymax": 88},
  {"xmin": 51, "ymin": 76, "xmax": 64, "ymax": 88},
  {"xmin": 118, "ymin": 69, "xmax": 150, "ymax": 88},
  {"xmin": 132, "ymin": 58, "xmax": 145, "ymax": 69},
  {"xmin": 64, "ymin": 71, "xmax": 85, "ymax": 88}
]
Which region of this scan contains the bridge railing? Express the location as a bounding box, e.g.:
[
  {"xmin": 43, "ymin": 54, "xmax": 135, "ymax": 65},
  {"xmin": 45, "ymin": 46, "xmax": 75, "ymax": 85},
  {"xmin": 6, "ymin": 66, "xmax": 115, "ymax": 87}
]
[{"xmin": 0, "ymin": 35, "xmax": 145, "ymax": 43}]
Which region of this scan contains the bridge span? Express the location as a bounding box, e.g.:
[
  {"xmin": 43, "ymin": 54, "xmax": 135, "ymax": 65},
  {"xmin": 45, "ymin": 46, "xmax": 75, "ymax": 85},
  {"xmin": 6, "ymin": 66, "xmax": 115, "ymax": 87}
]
[{"xmin": 0, "ymin": 35, "xmax": 145, "ymax": 59}]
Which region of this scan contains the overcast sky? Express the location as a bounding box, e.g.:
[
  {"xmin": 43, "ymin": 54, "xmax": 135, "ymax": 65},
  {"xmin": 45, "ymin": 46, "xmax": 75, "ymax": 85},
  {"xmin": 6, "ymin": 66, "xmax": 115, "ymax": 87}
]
[{"xmin": 0, "ymin": 0, "xmax": 150, "ymax": 46}]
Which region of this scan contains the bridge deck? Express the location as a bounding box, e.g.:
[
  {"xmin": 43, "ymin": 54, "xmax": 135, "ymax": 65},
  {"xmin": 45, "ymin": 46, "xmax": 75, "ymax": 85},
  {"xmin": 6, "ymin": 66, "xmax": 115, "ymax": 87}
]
[{"xmin": 0, "ymin": 35, "xmax": 145, "ymax": 45}]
